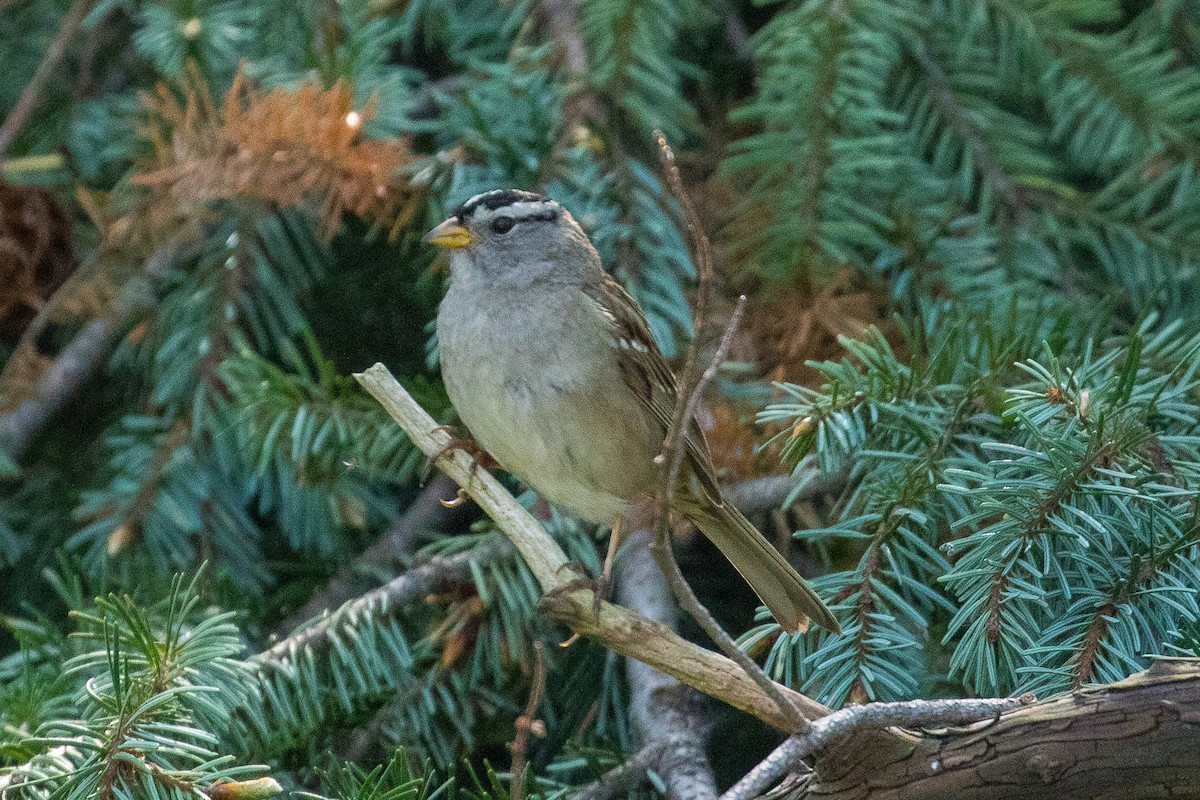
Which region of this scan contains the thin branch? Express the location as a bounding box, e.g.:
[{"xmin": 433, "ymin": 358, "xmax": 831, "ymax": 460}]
[
  {"xmin": 254, "ymin": 537, "xmax": 511, "ymax": 667},
  {"xmin": 651, "ymin": 131, "xmax": 812, "ymax": 735},
  {"xmin": 0, "ymin": 0, "xmax": 93, "ymax": 160},
  {"xmin": 648, "ymin": 298, "xmax": 812, "ymax": 734},
  {"xmin": 677, "ymin": 294, "xmax": 747, "ymax": 481},
  {"xmin": 277, "ymin": 472, "xmax": 468, "ymax": 633},
  {"xmin": 510, "ymin": 642, "xmax": 547, "ymax": 800},
  {"xmin": 720, "ymin": 696, "xmax": 1033, "ymax": 800},
  {"xmin": 791, "ymin": 0, "xmax": 847, "ymax": 298},
  {"xmin": 354, "ymin": 364, "xmax": 830, "ymax": 731},
  {"xmin": 574, "ymin": 744, "xmax": 665, "ymax": 800},
  {"xmin": 907, "ymin": 43, "xmax": 1025, "ymax": 216},
  {"xmin": 0, "ymin": 243, "xmax": 177, "ymax": 461},
  {"xmin": 651, "ymin": 130, "xmax": 712, "ymax": 430}
]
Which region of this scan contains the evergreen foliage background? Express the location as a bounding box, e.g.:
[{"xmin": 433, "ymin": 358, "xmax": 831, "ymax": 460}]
[{"xmin": 2, "ymin": 0, "xmax": 1200, "ymax": 796}]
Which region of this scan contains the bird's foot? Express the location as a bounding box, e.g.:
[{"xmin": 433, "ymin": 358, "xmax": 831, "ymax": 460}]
[
  {"xmin": 423, "ymin": 425, "xmax": 498, "ymax": 485},
  {"xmin": 547, "ymin": 563, "xmax": 612, "ymax": 622}
]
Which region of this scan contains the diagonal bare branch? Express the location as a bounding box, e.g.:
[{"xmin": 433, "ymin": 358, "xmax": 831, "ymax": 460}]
[{"xmin": 353, "ymin": 363, "xmax": 830, "ymax": 731}]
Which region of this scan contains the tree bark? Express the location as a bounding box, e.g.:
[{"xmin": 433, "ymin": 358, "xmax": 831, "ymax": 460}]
[
  {"xmin": 800, "ymin": 659, "xmax": 1200, "ymax": 799},
  {"xmin": 616, "ymin": 527, "xmax": 718, "ymax": 800}
]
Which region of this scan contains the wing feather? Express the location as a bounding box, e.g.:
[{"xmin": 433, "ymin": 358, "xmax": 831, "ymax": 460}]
[{"xmin": 580, "ymin": 275, "xmax": 723, "ymax": 504}]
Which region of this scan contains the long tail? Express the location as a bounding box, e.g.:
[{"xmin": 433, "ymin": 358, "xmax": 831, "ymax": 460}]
[{"xmin": 686, "ymin": 501, "xmax": 841, "ymax": 634}]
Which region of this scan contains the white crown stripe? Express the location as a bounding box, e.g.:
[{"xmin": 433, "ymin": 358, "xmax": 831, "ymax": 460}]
[{"xmin": 459, "ymin": 190, "xmax": 562, "ymax": 222}]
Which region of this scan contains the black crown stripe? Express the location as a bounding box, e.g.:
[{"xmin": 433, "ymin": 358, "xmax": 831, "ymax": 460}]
[{"xmin": 454, "ymin": 189, "xmax": 561, "ymax": 224}]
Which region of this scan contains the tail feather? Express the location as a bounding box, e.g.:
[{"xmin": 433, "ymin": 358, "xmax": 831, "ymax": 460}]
[{"xmin": 687, "ymin": 501, "xmax": 841, "ymax": 635}]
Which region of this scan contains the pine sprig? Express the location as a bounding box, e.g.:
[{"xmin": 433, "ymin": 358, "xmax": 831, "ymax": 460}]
[
  {"xmin": 753, "ymin": 309, "xmax": 1200, "ymax": 700},
  {"xmin": 0, "ymin": 573, "xmax": 273, "ymax": 800}
]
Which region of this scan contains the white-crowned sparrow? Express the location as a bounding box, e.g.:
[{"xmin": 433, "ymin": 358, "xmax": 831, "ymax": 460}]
[{"xmin": 426, "ymin": 189, "xmax": 839, "ymax": 634}]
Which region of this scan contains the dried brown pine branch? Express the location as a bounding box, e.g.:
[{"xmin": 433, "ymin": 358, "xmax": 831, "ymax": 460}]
[{"xmin": 134, "ymin": 64, "xmax": 420, "ymax": 241}]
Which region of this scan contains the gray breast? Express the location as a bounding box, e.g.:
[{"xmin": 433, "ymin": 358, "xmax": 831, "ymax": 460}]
[{"xmin": 436, "ymin": 282, "xmax": 658, "ymax": 523}]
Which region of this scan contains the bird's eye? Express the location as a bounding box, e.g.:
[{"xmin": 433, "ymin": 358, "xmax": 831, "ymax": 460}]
[{"xmin": 490, "ymin": 216, "xmax": 515, "ymax": 234}]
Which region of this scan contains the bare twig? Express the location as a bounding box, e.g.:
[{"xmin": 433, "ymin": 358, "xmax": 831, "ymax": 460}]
[
  {"xmin": 510, "ymin": 642, "xmax": 548, "ymax": 800},
  {"xmin": 679, "ymin": 294, "xmax": 746, "ymax": 475},
  {"xmin": 354, "ymin": 364, "xmax": 829, "ymax": 730},
  {"xmin": 719, "ymin": 695, "xmax": 1034, "ymax": 800},
  {"xmin": 650, "ymin": 131, "xmax": 812, "ymax": 735},
  {"xmin": 0, "ymin": 0, "xmax": 93, "ymax": 160},
  {"xmin": 651, "ymin": 130, "xmax": 713, "ymax": 427}
]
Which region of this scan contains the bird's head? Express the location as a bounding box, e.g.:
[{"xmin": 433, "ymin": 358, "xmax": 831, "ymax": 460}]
[{"xmin": 423, "ymin": 189, "xmax": 599, "ymax": 288}]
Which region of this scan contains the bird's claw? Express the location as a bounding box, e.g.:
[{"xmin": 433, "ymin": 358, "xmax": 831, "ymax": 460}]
[
  {"xmin": 439, "ymin": 487, "xmax": 470, "ymax": 508},
  {"xmin": 422, "ymin": 425, "xmax": 497, "ymax": 485},
  {"xmin": 546, "ymin": 564, "xmax": 611, "ymax": 623}
]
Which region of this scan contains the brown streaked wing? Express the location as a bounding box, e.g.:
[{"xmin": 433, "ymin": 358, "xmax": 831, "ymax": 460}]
[{"xmin": 580, "ymin": 274, "xmax": 723, "ymax": 504}]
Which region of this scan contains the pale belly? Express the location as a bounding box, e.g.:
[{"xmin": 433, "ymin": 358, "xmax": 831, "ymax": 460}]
[{"xmin": 438, "ymin": 288, "xmax": 658, "ymax": 524}]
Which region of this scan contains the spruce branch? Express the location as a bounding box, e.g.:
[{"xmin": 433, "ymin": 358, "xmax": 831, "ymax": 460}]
[
  {"xmin": 0, "ymin": 573, "xmax": 273, "ymax": 799},
  {"xmin": 907, "ymin": 43, "xmax": 1024, "ymax": 214},
  {"xmin": 1064, "ymin": 521, "xmax": 1200, "ymax": 690},
  {"xmin": 353, "ymin": 363, "xmax": 829, "ymax": 731},
  {"xmin": 254, "ymin": 538, "xmax": 509, "ymax": 667},
  {"xmin": 135, "ymin": 67, "xmax": 419, "ymax": 241},
  {"xmin": 239, "ymin": 534, "xmax": 520, "ymax": 764},
  {"xmin": 789, "ymin": 0, "xmax": 846, "ymax": 297}
]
